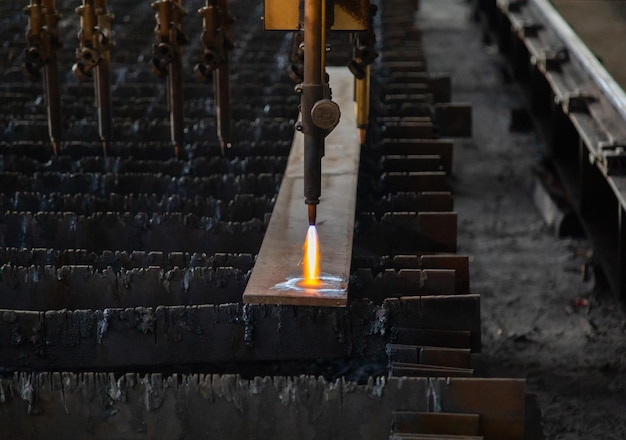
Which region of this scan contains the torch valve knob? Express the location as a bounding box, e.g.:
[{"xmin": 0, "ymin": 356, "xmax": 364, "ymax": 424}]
[{"xmin": 310, "ymin": 99, "xmax": 340, "ymax": 132}]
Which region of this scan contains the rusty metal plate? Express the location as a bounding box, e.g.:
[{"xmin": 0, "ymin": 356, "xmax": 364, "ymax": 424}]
[
  {"xmin": 352, "ymin": 268, "xmax": 457, "ymax": 302},
  {"xmin": 420, "ymin": 255, "xmax": 470, "ymax": 294},
  {"xmin": 0, "ymin": 295, "xmax": 481, "ymax": 369},
  {"xmin": 0, "ymin": 375, "xmax": 525, "ymax": 439},
  {"xmin": 242, "ymin": 67, "xmax": 359, "ymax": 307},
  {"xmin": 393, "ymin": 411, "xmax": 480, "ymax": 436},
  {"xmin": 442, "ymin": 378, "xmax": 527, "ymax": 440}
]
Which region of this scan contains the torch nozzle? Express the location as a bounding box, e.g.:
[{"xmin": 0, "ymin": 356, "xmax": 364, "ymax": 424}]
[
  {"xmin": 358, "ymin": 127, "xmax": 367, "ymax": 145},
  {"xmin": 308, "ymin": 204, "xmax": 317, "ymax": 226}
]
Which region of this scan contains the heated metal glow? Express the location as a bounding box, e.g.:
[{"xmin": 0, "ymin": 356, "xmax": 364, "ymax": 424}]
[{"xmin": 302, "ymin": 225, "xmax": 321, "ymax": 287}]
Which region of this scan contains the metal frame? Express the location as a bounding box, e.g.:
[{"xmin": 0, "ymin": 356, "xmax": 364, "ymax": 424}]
[{"xmin": 476, "ymin": 0, "xmax": 626, "ymax": 300}]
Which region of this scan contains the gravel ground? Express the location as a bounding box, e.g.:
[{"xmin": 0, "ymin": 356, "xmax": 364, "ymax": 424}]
[{"xmin": 418, "ymin": 1, "xmax": 626, "ymax": 438}]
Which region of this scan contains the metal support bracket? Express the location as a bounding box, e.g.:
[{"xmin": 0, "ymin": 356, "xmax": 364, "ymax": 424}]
[
  {"xmin": 533, "ymin": 47, "xmax": 569, "ymax": 71},
  {"xmin": 556, "ymin": 90, "xmax": 597, "ymax": 114},
  {"xmin": 598, "ymin": 140, "xmax": 626, "ymax": 175},
  {"xmin": 520, "ymin": 21, "xmax": 543, "ymax": 38}
]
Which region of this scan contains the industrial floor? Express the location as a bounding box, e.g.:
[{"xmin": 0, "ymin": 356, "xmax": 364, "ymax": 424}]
[{"xmin": 420, "ymin": 0, "xmax": 626, "ymax": 438}]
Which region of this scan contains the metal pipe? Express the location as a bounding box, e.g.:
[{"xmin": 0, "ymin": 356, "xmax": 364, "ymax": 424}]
[
  {"xmin": 24, "ymin": 0, "xmax": 63, "ymax": 155},
  {"xmin": 215, "ymin": 59, "xmax": 231, "ymax": 152},
  {"xmin": 42, "ymin": 0, "xmax": 62, "ymax": 155},
  {"xmin": 94, "ymin": 0, "xmax": 113, "ymax": 155},
  {"xmin": 304, "ymin": 0, "xmax": 323, "ymax": 83},
  {"xmin": 217, "ymin": 0, "xmax": 232, "ymax": 153},
  {"xmin": 349, "ymin": 3, "xmax": 377, "ymax": 145},
  {"xmin": 43, "ymin": 52, "xmax": 62, "ymax": 156},
  {"xmin": 74, "ymin": 0, "xmax": 113, "ymax": 154},
  {"xmin": 95, "ymin": 55, "xmax": 112, "ymax": 155},
  {"xmin": 170, "ymin": 0, "xmax": 186, "ymax": 158},
  {"xmin": 168, "ymin": 54, "xmax": 185, "ymax": 158},
  {"xmin": 355, "ymin": 65, "xmax": 370, "ymax": 144},
  {"xmin": 151, "ymin": 0, "xmax": 187, "ymax": 158},
  {"xmin": 196, "ymin": 0, "xmax": 232, "ymax": 154},
  {"xmin": 302, "ymin": 0, "xmax": 325, "ymax": 225}
]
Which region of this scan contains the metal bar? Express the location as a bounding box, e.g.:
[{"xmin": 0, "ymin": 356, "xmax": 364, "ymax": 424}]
[
  {"xmin": 0, "ymin": 375, "xmax": 524, "ymax": 440},
  {"xmin": 215, "ymin": 55, "xmax": 231, "ymax": 152},
  {"xmin": 94, "ymin": 0, "xmax": 113, "ymax": 154},
  {"xmin": 168, "ymin": 55, "xmax": 185, "ymax": 157},
  {"xmin": 43, "ymin": 52, "xmax": 62, "ymax": 156},
  {"xmin": 94, "ymin": 57, "xmax": 112, "ymax": 154},
  {"xmin": 0, "ymin": 295, "xmax": 481, "ymax": 368},
  {"xmin": 420, "ymin": 346, "xmax": 471, "ymax": 368},
  {"xmin": 243, "ymin": 68, "xmax": 358, "ymax": 306},
  {"xmin": 355, "ymin": 65, "xmax": 370, "ymax": 144},
  {"xmin": 421, "ymin": 255, "xmax": 470, "ymax": 294},
  {"xmin": 382, "ymin": 139, "xmax": 454, "ymax": 173},
  {"xmin": 390, "ymin": 362, "xmax": 474, "ymax": 377}
]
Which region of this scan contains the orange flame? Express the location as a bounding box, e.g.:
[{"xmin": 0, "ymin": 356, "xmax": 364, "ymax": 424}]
[{"xmin": 302, "ymin": 225, "xmax": 321, "ymax": 287}]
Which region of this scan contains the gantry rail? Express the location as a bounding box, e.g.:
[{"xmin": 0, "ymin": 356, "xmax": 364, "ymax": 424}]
[{"xmin": 476, "ymin": 0, "xmax": 626, "ymax": 299}]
